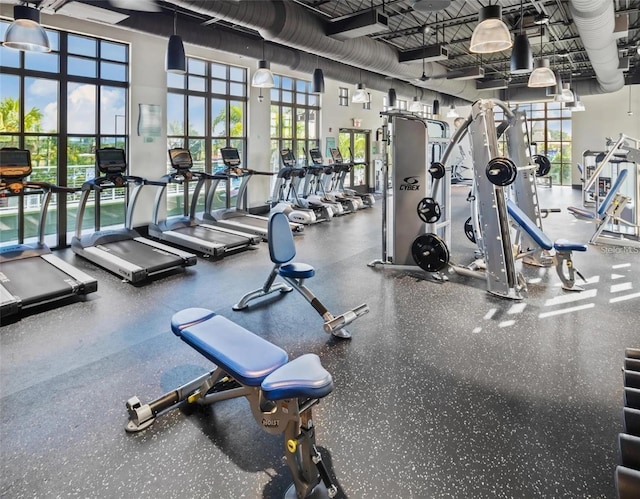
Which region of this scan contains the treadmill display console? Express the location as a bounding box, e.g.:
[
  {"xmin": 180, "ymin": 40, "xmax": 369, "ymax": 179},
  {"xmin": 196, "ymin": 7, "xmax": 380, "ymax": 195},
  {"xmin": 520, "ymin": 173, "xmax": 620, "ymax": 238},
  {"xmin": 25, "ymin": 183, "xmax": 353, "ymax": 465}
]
[
  {"xmin": 169, "ymin": 148, "xmax": 193, "ymax": 170},
  {"xmin": 329, "ymin": 148, "xmax": 344, "ymax": 163},
  {"xmin": 280, "ymin": 149, "xmax": 296, "ymax": 167},
  {"xmin": 220, "ymin": 147, "xmax": 241, "ymax": 167},
  {"xmin": 96, "ymin": 148, "xmax": 126, "ymax": 174},
  {"xmin": 309, "ymin": 148, "xmax": 323, "ymax": 165},
  {"xmin": 0, "ymin": 148, "xmax": 32, "ymax": 179}
]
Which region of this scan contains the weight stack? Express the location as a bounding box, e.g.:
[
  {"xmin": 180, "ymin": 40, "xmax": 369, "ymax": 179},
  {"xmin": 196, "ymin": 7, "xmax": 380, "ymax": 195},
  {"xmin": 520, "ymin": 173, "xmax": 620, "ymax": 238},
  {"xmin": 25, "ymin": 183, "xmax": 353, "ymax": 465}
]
[{"xmin": 617, "ymin": 347, "xmax": 640, "ymax": 499}]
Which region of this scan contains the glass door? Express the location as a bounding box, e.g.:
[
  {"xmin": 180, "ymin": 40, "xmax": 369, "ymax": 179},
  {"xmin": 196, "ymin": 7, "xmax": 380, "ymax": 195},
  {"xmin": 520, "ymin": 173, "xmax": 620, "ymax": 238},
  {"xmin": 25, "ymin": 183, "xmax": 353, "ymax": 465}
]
[{"xmin": 337, "ymin": 129, "xmax": 370, "ymax": 193}]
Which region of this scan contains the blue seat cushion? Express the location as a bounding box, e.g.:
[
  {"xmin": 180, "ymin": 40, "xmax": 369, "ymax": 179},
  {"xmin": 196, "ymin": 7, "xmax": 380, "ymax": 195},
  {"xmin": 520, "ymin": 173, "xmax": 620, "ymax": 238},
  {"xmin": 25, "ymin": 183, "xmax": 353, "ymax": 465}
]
[
  {"xmin": 554, "ymin": 239, "xmax": 588, "ymax": 252},
  {"xmin": 506, "ymin": 199, "xmax": 553, "ymax": 250},
  {"xmin": 279, "ymin": 262, "xmax": 315, "ymax": 279},
  {"xmin": 567, "ymin": 206, "xmax": 597, "ymax": 220},
  {"xmin": 171, "ymin": 308, "xmax": 288, "ymax": 387},
  {"xmin": 261, "ymin": 354, "xmax": 334, "ymax": 401}
]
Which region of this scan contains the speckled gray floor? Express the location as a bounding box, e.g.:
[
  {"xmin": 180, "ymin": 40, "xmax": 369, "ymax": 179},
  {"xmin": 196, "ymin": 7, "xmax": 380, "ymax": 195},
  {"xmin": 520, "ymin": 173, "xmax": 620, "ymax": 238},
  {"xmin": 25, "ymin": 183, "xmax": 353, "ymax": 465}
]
[{"xmin": 1, "ymin": 185, "xmax": 638, "ymax": 499}]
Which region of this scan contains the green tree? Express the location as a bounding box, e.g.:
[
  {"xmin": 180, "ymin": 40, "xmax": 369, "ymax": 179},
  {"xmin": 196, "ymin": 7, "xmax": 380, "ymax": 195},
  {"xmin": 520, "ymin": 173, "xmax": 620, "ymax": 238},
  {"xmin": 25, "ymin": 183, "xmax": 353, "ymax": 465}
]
[{"xmin": 0, "ymin": 97, "xmax": 43, "ymax": 133}]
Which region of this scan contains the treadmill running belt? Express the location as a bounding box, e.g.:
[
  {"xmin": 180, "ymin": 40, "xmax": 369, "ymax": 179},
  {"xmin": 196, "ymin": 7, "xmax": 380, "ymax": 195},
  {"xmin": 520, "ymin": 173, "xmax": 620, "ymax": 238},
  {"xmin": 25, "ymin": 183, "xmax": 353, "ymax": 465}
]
[
  {"xmin": 0, "ymin": 258, "xmax": 77, "ymax": 306},
  {"xmin": 231, "ymin": 216, "xmax": 268, "ymax": 229},
  {"xmin": 175, "ymin": 226, "xmax": 250, "ymax": 249},
  {"xmin": 99, "ymin": 239, "xmax": 186, "ymax": 273}
]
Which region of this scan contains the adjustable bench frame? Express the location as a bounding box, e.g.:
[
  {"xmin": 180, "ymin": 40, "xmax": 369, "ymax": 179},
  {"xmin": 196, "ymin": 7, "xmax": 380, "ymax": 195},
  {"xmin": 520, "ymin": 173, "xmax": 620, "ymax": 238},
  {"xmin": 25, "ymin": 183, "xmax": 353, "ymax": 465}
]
[
  {"xmin": 507, "ymin": 199, "xmax": 587, "ymax": 291},
  {"xmin": 125, "ymin": 308, "xmax": 338, "ymax": 499},
  {"xmin": 233, "ymin": 212, "xmax": 369, "ymax": 338}
]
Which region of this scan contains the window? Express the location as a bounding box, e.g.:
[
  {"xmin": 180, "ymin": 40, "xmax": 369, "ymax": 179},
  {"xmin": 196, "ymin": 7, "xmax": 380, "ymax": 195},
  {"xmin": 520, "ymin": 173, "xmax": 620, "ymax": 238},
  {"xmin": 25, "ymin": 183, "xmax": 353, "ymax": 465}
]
[
  {"xmin": 0, "ymin": 22, "xmax": 129, "ymax": 246},
  {"xmin": 167, "ymin": 57, "xmax": 247, "ymax": 213},
  {"xmin": 495, "ymin": 102, "xmax": 572, "ymax": 185},
  {"xmin": 362, "ymin": 94, "xmax": 371, "ymax": 111},
  {"xmin": 339, "ymin": 87, "xmax": 349, "ymax": 107},
  {"xmin": 397, "ymin": 99, "xmax": 407, "ymax": 111},
  {"xmin": 270, "ymin": 75, "xmax": 320, "ymax": 173}
]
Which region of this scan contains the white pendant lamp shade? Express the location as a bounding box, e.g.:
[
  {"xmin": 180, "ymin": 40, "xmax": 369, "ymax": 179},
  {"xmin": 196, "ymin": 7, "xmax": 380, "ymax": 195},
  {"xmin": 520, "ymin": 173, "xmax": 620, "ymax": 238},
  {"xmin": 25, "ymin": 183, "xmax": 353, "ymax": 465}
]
[
  {"xmin": 252, "ymin": 60, "xmax": 275, "ymax": 88},
  {"xmin": 527, "ymin": 58, "xmax": 556, "ymax": 87},
  {"xmin": 409, "ymin": 96, "xmax": 422, "ymax": 112},
  {"xmin": 470, "ymin": 5, "xmax": 513, "ymax": 54},
  {"xmin": 352, "ymin": 83, "xmax": 369, "ymax": 103},
  {"xmin": 446, "ymin": 105, "xmax": 459, "ymax": 118},
  {"xmin": 554, "ymin": 82, "xmax": 575, "ymax": 103},
  {"xmin": 2, "ymin": 5, "xmax": 50, "ymax": 53}
]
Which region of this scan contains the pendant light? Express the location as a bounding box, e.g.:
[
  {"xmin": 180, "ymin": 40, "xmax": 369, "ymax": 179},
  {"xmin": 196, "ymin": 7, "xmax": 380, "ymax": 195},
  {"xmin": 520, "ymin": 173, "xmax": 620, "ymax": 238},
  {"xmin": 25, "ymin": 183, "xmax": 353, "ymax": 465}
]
[
  {"xmin": 166, "ymin": 8, "xmax": 186, "ymax": 74},
  {"xmin": 252, "ymin": 40, "xmax": 274, "ymax": 88},
  {"xmin": 470, "ymin": 4, "xmax": 513, "ymax": 54},
  {"xmin": 432, "ymin": 99, "xmax": 440, "ymax": 116},
  {"xmin": 527, "ymin": 27, "xmax": 556, "ymax": 88},
  {"xmin": 352, "ymin": 69, "xmax": 370, "ymax": 103},
  {"xmin": 510, "ymin": 0, "xmax": 532, "ymax": 73},
  {"xmin": 446, "ymin": 104, "xmax": 459, "ymax": 118},
  {"xmin": 2, "ymin": 4, "xmax": 50, "ymax": 53},
  {"xmin": 312, "ymin": 55, "xmax": 325, "ymax": 94},
  {"xmin": 409, "ymin": 88, "xmax": 422, "ymax": 112},
  {"xmin": 387, "ymin": 88, "xmax": 397, "ymax": 108}
]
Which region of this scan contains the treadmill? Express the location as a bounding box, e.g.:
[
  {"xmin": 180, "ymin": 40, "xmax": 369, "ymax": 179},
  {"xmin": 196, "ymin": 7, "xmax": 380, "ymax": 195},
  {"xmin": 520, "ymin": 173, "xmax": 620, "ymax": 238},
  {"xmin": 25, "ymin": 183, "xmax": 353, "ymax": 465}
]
[
  {"xmin": 203, "ymin": 147, "xmax": 303, "ymax": 239},
  {"xmin": 148, "ymin": 148, "xmax": 261, "ymax": 257},
  {"xmin": 0, "ymin": 148, "xmax": 98, "ymax": 320},
  {"xmin": 72, "ymin": 148, "xmax": 197, "ymax": 283}
]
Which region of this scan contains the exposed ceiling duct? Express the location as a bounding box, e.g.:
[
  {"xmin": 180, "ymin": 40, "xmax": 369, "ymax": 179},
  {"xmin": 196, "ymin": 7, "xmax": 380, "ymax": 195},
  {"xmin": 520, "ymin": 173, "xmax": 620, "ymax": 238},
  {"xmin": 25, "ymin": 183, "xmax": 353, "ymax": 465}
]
[
  {"xmin": 170, "ymin": 0, "xmax": 487, "ymax": 102},
  {"xmin": 567, "ymin": 0, "xmax": 625, "ymax": 93}
]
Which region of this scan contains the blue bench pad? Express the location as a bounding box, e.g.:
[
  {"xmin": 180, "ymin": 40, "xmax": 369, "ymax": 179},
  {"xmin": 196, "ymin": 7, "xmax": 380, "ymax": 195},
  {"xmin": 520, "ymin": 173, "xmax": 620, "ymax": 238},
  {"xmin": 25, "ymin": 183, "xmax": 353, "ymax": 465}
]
[
  {"xmin": 171, "ymin": 308, "xmax": 288, "ymax": 387},
  {"xmin": 506, "ymin": 199, "xmax": 553, "ymax": 250},
  {"xmin": 554, "ymin": 239, "xmax": 588, "ymax": 252},
  {"xmin": 567, "ymin": 206, "xmax": 597, "ymax": 220},
  {"xmin": 262, "ymin": 354, "xmax": 334, "ymax": 401},
  {"xmin": 279, "ymin": 262, "xmax": 315, "ymax": 279}
]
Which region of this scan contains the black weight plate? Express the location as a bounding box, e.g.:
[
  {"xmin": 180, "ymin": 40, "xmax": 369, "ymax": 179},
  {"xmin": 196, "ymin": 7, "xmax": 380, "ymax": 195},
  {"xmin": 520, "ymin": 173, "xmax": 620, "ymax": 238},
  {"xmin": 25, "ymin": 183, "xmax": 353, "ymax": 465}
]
[
  {"xmin": 417, "ymin": 197, "xmax": 441, "ymax": 223},
  {"xmin": 429, "ymin": 162, "xmax": 446, "ymax": 180},
  {"xmin": 464, "ymin": 216, "xmax": 476, "ymax": 243},
  {"xmin": 486, "ymin": 157, "xmax": 517, "ymax": 186},
  {"xmin": 411, "ymin": 233, "xmax": 450, "ymax": 272},
  {"xmin": 532, "ymin": 154, "xmax": 551, "ymax": 177}
]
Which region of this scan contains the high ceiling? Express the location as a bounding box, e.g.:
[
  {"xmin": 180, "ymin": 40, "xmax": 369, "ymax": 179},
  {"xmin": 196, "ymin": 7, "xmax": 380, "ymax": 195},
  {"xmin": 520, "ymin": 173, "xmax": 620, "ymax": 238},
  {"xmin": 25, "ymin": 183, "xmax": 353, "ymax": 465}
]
[
  {"xmin": 292, "ymin": 0, "xmax": 640, "ymax": 86},
  {"xmin": 8, "ymin": 0, "xmax": 640, "ymax": 97}
]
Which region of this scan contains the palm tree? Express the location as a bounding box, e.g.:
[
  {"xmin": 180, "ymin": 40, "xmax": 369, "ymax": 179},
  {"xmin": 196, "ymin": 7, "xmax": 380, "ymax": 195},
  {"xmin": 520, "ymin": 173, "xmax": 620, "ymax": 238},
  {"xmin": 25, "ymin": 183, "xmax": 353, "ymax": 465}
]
[{"xmin": 0, "ymin": 97, "xmax": 43, "ymax": 132}]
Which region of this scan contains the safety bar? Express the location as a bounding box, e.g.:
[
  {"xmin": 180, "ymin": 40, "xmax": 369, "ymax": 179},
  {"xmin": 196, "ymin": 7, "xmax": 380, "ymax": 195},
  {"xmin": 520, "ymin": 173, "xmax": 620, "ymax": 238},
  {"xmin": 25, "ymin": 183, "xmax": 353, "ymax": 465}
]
[{"xmin": 323, "ymin": 304, "xmax": 369, "ymax": 334}]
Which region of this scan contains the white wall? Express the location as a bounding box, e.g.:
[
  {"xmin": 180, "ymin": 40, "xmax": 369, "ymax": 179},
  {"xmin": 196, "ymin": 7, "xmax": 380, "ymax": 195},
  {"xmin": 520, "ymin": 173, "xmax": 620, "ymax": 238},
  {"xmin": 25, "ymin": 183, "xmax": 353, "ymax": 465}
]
[{"xmin": 571, "ymin": 85, "xmax": 640, "ymax": 186}]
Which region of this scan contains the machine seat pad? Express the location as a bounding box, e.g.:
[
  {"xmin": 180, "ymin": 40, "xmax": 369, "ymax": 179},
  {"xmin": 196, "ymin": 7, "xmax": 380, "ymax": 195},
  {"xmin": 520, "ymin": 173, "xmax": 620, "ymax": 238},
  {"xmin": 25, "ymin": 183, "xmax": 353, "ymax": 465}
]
[
  {"xmin": 279, "ymin": 262, "xmax": 315, "ymax": 279},
  {"xmin": 171, "ymin": 308, "xmax": 289, "ymax": 387},
  {"xmin": 506, "ymin": 199, "xmax": 553, "ymax": 250},
  {"xmin": 567, "ymin": 206, "xmax": 597, "ymax": 220},
  {"xmin": 261, "ymin": 354, "xmax": 334, "ymax": 401},
  {"xmin": 554, "ymin": 239, "xmax": 588, "ymax": 252}
]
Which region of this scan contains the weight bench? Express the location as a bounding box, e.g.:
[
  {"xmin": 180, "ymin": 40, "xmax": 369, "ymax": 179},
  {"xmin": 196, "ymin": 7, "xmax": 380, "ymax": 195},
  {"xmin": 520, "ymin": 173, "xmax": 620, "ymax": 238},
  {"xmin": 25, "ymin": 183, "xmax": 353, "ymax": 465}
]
[
  {"xmin": 506, "ymin": 199, "xmax": 588, "ymax": 291},
  {"xmin": 568, "ymin": 169, "xmax": 637, "ymax": 247},
  {"xmin": 125, "ymin": 308, "xmax": 339, "ymax": 498},
  {"xmin": 233, "ymin": 211, "xmax": 369, "ymax": 339}
]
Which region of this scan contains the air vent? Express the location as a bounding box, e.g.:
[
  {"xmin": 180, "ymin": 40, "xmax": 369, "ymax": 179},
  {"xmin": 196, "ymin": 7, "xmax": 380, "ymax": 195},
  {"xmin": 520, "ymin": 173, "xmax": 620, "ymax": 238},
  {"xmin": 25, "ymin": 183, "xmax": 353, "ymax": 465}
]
[
  {"xmin": 327, "ymin": 10, "xmax": 389, "ymax": 40},
  {"xmin": 56, "ymin": 1, "xmax": 129, "ymax": 25}
]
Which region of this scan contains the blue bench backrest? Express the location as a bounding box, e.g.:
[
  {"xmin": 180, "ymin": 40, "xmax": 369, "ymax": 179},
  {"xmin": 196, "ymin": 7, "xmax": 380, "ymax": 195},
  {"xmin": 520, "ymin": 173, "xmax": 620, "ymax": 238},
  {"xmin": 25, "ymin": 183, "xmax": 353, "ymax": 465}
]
[
  {"xmin": 597, "ymin": 169, "xmax": 628, "ymax": 217},
  {"xmin": 506, "ymin": 199, "xmax": 554, "ymax": 250},
  {"xmin": 269, "ymin": 211, "xmax": 296, "ymax": 264}
]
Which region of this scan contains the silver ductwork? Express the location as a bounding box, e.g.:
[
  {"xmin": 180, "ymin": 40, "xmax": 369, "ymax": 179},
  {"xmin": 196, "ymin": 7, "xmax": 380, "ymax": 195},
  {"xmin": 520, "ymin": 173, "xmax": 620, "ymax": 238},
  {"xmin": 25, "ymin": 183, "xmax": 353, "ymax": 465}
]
[
  {"xmin": 568, "ymin": 0, "xmax": 625, "ymax": 92},
  {"xmin": 170, "ymin": 0, "xmax": 485, "ymax": 102}
]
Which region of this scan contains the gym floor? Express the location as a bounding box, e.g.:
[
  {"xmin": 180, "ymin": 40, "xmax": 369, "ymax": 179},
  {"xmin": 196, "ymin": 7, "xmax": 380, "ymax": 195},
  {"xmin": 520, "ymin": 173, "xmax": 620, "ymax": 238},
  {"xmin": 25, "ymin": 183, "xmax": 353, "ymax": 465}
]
[{"xmin": 1, "ymin": 185, "xmax": 638, "ymax": 499}]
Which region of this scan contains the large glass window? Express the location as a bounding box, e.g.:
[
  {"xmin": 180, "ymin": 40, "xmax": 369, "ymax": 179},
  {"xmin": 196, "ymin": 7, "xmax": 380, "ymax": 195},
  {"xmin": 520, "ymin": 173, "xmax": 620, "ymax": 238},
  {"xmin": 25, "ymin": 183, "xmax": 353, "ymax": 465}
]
[
  {"xmin": 167, "ymin": 57, "xmax": 247, "ymax": 213},
  {"xmin": 0, "ymin": 22, "xmax": 129, "ymax": 246},
  {"xmin": 495, "ymin": 102, "xmax": 572, "ymax": 185},
  {"xmin": 269, "ymin": 75, "xmax": 320, "ymax": 172}
]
